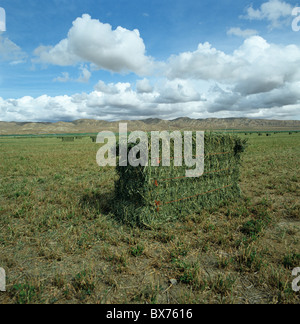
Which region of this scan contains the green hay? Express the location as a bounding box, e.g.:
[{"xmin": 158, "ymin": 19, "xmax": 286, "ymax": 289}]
[
  {"xmin": 113, "ymin": 133, "xmax": 247, "ymax": 227},
  {"xmin": 62, "ymin": 137, "xmax": 75, "ymax": 142}
]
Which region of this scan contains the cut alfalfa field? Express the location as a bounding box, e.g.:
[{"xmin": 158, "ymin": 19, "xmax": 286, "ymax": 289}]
[{"xmin": 0, "ymin": 132, "xmax": 299, "ymax": 304}]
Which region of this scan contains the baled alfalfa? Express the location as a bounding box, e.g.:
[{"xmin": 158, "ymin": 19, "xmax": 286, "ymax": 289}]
[
  {"xmin": 113, "ymin": 133, "xmax": 247, "ymax": 227},
  {"xmin": 62, "ymin": 137, "xmax": 75, "ymax": 142}
]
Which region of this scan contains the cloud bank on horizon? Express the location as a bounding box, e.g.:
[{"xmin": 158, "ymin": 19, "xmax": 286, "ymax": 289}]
[{"xmin": 0, "ymin": 0, "xmax": 300, "ymax": 122}]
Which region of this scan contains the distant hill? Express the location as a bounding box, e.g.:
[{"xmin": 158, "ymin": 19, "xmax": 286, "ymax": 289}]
[{"xmin": 0, "ymin": 118, "xmax": 300, "ymax": 135}]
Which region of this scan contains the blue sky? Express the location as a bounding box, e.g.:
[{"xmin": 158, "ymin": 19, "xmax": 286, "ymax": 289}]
[{"xmin": 0, "ymin": 0, "xmax": 300, "ymax": 121}]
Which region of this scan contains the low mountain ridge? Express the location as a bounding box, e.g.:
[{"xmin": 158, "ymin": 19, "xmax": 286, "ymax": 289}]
[{"xmin": 0, "ymin": 118, "xmax": 299, "ymax": 135}]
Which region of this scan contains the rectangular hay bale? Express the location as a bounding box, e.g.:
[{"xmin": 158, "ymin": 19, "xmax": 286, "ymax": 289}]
[
  {"xmin": 113, "ymin": 133, "xmax": 247, "ymax": 227},
  {"xmin": 62, "ymin": 137, "xmax": 75, "ymax": 142}
]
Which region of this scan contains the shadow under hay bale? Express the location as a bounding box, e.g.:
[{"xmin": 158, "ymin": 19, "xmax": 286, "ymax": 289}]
[
  {"xmin": 80, "ymin": 191, "xmax": 114, "ymax": 215},
  {"xmin": 113, "ymin": 133, "xmax": 247, "ymax": 227}
]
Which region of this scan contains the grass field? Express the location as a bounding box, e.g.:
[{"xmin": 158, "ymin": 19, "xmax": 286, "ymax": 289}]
[{"xmin": 0, "ymin": 132, "xmax": 299, "ymax": 304}]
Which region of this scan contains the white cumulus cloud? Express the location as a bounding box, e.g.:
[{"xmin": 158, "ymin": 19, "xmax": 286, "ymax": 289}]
[
  {"xmin": 165, "ymin": 36, "xmax": 300, "ymax": 96},
  {"xmin": 54, "ymin": 65, "xmax": 91, "ymax": 83},
  {"xmin": 136, "ymin": 79, "xmax": 153, "ymax": 93},
  {"xmin": 1, "ymin": 73, "xmax": 299, "ymax": 122},
  {"xmin": 33, "ymin": 14, "xmax": 154, "ymax": 75},
  {"xmin": 2, "ymin": 17, "xmax": 300, "ymax": 122},
  {"xmin": 0, "ymin": 36, "xmax": 27, "ymax": 62},
  {"xmin": 227, "ymin": 27, "xmax": 258, "ymax": 38},
  {"xmin": 242, "ymin": 0, "xmax": 294, "ymax": 28}
]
